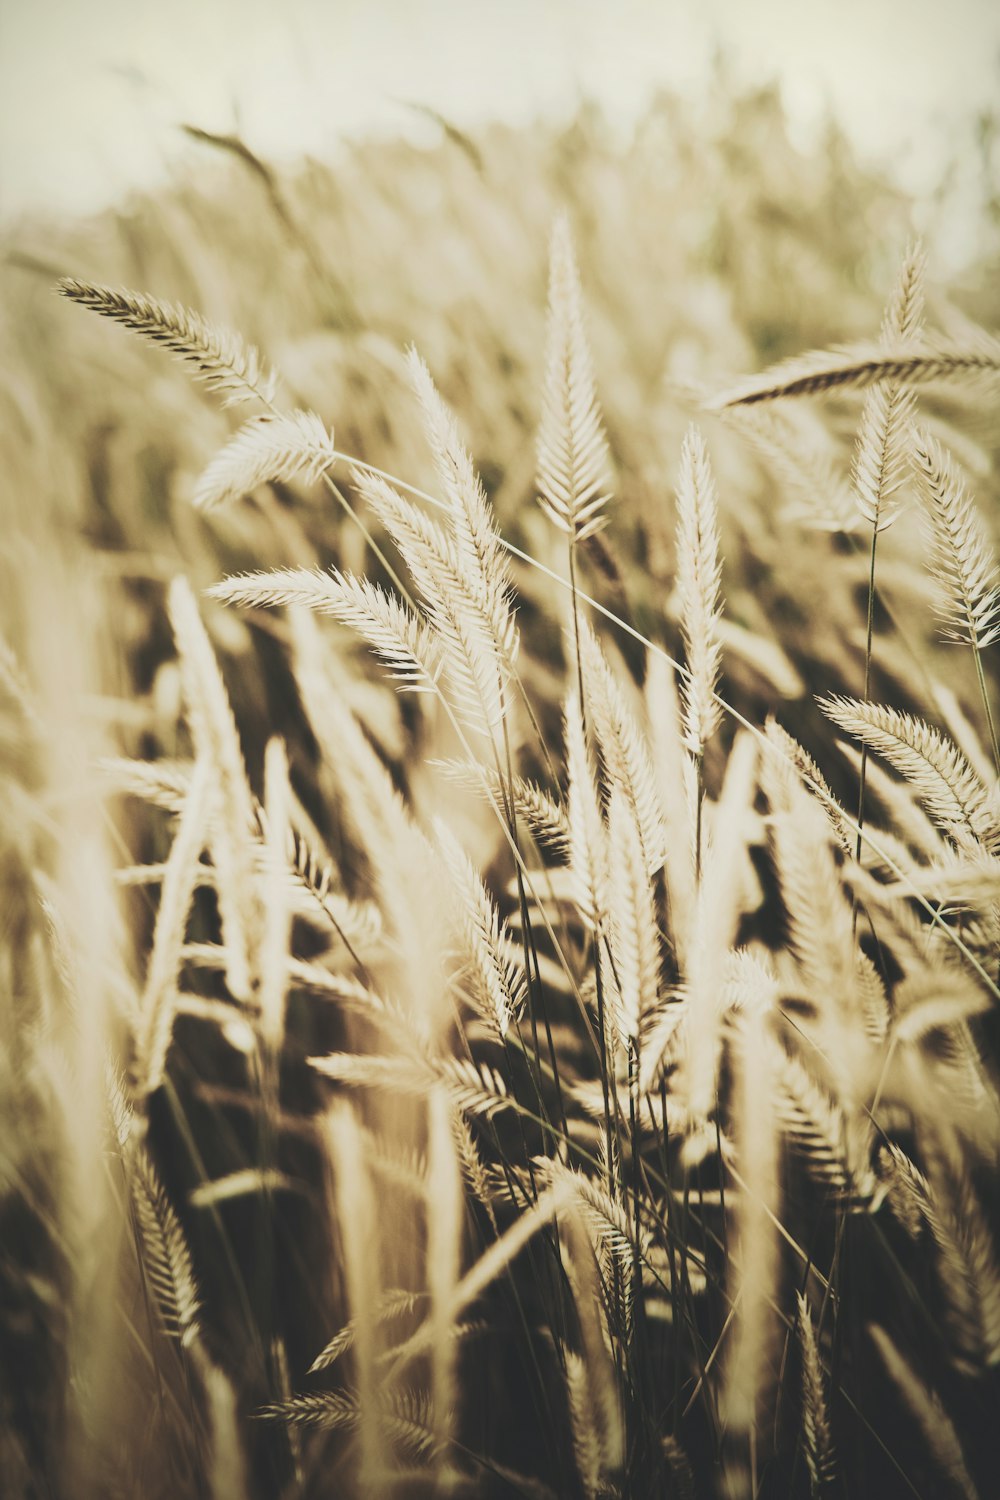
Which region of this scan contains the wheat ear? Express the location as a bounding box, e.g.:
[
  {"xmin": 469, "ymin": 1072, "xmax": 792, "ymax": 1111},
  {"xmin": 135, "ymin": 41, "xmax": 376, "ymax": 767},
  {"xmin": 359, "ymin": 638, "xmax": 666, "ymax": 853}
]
[
  {"xmin": 310, "ymin": 1052, "xmax": 513, "ymax": 1120},
  {"xmin": 260, "ymin": 1388, "xmax": 437, "ymax": 1461},
  {"xmin": 605, "ymin": 787, "xmax": 660, "ymax": 1047},
  {"xmin": 354, "ymin": 467, "xmax": 513, "ymax": 735},
  {"xmin": 309, "ymin": 1289, "xmax": 425, "ymax": 1374},
  {"xmin": 209, "ymin": 567, "xmax": 441, "ymax": 691},
  {"xmin": 796, "ymin": 1292, "xmax": 836, "ymax": 1495},
  {"xmin": 676, "ymin": 424, "xmax": 723, "ymax": 756},
  {"xmin": 852, "ymin": 241, "xmax": 925, "ymax": 532},
  {"xmin": 536, "ymin": 213, "xmax": 613, "ymax": 541},
  {"xmin": 921, "ymin": 1147, "xmax": 1000, "ymax": 1372},
  {"xmin": 558, "ymin": 1210, "xmax": 625, "ymax": 1481},
  {"xmin": 434, "ymin": 818, "xmax": 526, "ymax": 1040},
  {"xmin": 536, "ymin": 1156, "xmax": 636, "ymax": 1284},
  {"xmin": 725, "ymin": 403, "xmax": 858, "ymax": 532},
  {"xmin": 58, "ymin": 278, "xmax": 275, "ymax": 405},
  {"xmin": 129, "ymin": 1143, "xmax": 202, "ymax": 1347},
  {"xmin": 706, "ymin": 331, "xmax": 1000, "ymax": 408},
  {"xmin": 914, "ymin": 428, "xmax": 1000, "ymax": 650},
  {"xmin": 761, "ymin": 722, "xmax": 859, "ymax": 1016},
  {"xmin": 434, "ymin": 758, "xmax": 569, "ymax": 853},
  {"xmin": 769, "ymin": 1040, "xmax": 867, "ymax": 1199},
  {"xmin": 764, "ymin": 719, "xmax": 854, "ymax": 856},
  {"xmin": 194, "ymin": 410, "xmax": 336, "ymax": 510},
  {"xmin": 563, "ymin": 1349, "xmax": 602, "ymax": 1500},
  {"xmin": 644, "ymin": 651, "xmax": 696, "ymax": 949},
  {"xmin": 579, "ymin": 619, "xmax": 665, "ymax": 874},
  {"xmin": 820, "ymin": 695, "xmax": 998, "ymax": 854},
  {"xmin": 407, "ymin": 349, "xmax": 519, "ymax": 661}
]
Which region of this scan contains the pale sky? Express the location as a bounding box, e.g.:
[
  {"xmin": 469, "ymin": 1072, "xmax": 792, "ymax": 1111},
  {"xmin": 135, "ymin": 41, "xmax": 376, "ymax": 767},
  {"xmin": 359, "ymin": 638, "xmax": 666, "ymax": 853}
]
[{"xmin": 1, "ymin": 0, "xmax": 998, "ymax": 246}]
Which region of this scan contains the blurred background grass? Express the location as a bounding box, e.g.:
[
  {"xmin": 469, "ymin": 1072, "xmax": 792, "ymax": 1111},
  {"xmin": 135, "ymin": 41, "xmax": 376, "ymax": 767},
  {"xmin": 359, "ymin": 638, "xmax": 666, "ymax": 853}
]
[{"xmin": 3, "ymin": 67, "xmax": 999, "ymax": 798}]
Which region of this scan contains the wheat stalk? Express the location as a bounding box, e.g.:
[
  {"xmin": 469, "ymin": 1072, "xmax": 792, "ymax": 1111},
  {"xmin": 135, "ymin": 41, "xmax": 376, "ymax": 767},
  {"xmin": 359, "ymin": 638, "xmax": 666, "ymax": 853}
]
[
  {"xmin": 259, "ymin": 738, "xmax": 291, "ymax": 1056},
  {"xmin": 679, "ymin": 731, "xmax": 758, "ymax": 1120},
  {"xmin": 722, "ymin": 1006, "xmax": 778, "ymax": 1477}
]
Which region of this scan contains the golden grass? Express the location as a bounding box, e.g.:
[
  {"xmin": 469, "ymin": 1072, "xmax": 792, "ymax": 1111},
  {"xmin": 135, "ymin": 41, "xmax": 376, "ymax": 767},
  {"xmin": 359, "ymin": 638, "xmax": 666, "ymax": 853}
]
[{"xmin": 3, "ymin": 85, "xmax": 1000, "ymax": 1500}]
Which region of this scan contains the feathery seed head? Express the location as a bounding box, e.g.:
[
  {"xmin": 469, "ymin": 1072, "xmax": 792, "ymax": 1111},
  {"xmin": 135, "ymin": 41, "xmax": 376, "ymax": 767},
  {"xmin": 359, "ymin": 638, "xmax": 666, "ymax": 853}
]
[
  {"xmin": 707, "ymin": 331, "xmax": 1000, "ymax": 408},
  {"xmin": 536, "ymin": 215, "xmax": 613, "ymax": 541},
  {"xmin": 58, "ymin": 277, "xmax": 276, "ymax": 405},
  {"xmin": 564, "ymin": 689, "xmax": 608, "ymax": 929},
  {"xmin": 194, "ymin": 410, "xmax": 335, "ymax": 510},
  {"xmin": 882, "ymin": 240, "xmax": 927, "ymax": 347},
  {"xmin": 676, "ymin": 424, "xmax": 723, "ymax": 753},
  {"xmin": 912, "ymin": 427, "xmax": 1000, "ymax": 650},
  {"xmin": 434, "ymin": 817, "xmax": 525, "ymax": 1040},
  {"xmin": 852, "ymin": 241, "xmax": 925, "ymax": 531}
]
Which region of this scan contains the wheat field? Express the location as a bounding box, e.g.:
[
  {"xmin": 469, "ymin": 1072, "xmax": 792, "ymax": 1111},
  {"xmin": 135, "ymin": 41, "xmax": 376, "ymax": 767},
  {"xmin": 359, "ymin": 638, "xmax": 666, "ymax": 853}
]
[{"xmin": 3, "ymin": 81, "xmax": 1000, "ymax": 1499}]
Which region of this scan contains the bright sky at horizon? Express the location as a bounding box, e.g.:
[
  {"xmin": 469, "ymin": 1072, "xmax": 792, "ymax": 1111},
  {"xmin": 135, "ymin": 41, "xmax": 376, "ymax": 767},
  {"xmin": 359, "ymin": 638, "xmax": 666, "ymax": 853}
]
[{"xmin": 1, "ymin": 0, "xmax": 998, "ymax": 250}]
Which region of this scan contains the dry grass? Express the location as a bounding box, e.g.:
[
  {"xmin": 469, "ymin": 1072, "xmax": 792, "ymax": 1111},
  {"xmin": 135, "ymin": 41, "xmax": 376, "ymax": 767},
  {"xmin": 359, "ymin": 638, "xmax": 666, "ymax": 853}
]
[{"xmin": 3, "ymin": 81, "xmax": 1000, "ymax": 1500}]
